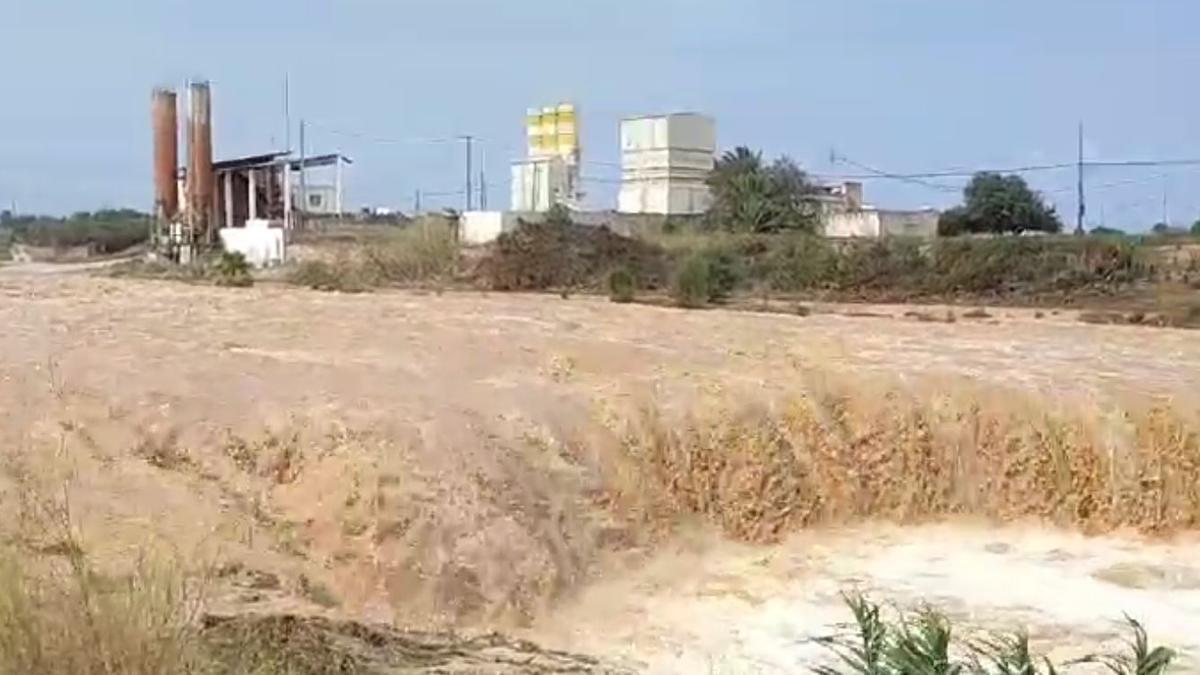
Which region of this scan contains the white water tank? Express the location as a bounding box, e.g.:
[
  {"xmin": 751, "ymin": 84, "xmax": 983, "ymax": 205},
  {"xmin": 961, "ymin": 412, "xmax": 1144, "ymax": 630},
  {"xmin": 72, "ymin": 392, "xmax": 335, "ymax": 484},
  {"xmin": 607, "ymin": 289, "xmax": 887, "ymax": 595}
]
[{"xmin": 619, "ymin": 113, "xmax": 716, "ymax": 215}]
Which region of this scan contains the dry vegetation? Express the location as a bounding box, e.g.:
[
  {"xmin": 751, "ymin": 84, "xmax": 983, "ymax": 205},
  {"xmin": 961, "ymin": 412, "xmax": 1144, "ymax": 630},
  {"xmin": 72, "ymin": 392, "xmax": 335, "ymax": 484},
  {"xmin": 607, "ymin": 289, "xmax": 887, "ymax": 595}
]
[
  {"xmin": 2, "ymin": 270, "xmax": 1199, "ymax": 671},
  {"xmin": 613, "ymin": 379, "xmax": 1200, "ymax": 544},
  {"xmin": 286, "ymin": 218, "xmax": 459, "ymax": 292},
  {"xmin": 1, "ymin": 377, "xmax": 1195, "ymax": 672}
]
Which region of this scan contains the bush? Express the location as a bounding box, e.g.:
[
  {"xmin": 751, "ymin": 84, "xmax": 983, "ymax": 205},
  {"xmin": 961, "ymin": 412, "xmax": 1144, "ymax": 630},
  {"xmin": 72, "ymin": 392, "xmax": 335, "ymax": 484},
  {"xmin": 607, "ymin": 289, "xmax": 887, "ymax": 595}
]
[
  {"xmin": 287, "ymin": 258, "xmax": 376, "ymax": 293},
  {"xmin": 9, "ymin": 210, "xmax": 151, "ymax": 254},
  {"xmin": 816, "ymin": 594, "xmax": 1174, "ymax": 675},
  {"xmin": 360, "ymin": 218, "xmax": 458, "ymax": 283},
  {"xmin": 607, "ymin": 267, "xmax": 636, "ymax": 303},
  {"xmin": 285, "ymin": 219, "xmax": 458, "ymax": 293},
  {"xmin": 477, "ymin": 219, "xmax": 668, "ymax": 291},
  {"xmin": 699, "ymin": 248, "xmax": 742, "ymax": 301},
  {"xmin": 214, "ymin": 252, "xmax": 253, "ymax": 287},
  {"xmin": 672, "ymin": 254, "xmax": 714, "ymax": 308}
]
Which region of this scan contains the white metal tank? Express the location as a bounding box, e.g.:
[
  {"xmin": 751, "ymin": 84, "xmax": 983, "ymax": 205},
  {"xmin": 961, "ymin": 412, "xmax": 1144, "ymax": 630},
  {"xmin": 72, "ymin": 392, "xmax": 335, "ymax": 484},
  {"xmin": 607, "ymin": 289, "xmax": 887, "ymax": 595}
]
[{"xmin": 619, "ymin": 113, "xmax": 716, "ymax": 215}]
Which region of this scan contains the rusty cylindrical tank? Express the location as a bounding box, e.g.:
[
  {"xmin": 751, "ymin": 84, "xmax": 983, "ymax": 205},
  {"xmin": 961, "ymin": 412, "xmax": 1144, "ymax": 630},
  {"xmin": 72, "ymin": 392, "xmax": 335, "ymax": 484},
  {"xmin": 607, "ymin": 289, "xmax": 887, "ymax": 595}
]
[
  {"xmin": 187, "ymin": 81, "xmax": 214, "ymax": 236},
  {"xmin": 151, "ymin": 88, "xmax": 179, "ymax": 220}
]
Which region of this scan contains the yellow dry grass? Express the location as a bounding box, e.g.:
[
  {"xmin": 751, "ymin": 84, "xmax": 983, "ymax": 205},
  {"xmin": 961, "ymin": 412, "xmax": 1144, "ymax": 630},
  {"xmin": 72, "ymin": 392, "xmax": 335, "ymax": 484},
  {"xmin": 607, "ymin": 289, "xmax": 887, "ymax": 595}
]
[{"xmin": 615, "ymin": 380, "xmax": 1200, "ymax": 544}]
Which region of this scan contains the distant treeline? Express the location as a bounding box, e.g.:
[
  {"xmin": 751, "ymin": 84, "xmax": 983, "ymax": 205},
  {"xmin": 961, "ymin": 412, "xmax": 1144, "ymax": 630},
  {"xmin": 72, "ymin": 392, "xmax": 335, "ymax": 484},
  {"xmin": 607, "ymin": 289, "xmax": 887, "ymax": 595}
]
[{"xmin": 0, "ymin": 209, "xmax": 151, "ymax": 253}]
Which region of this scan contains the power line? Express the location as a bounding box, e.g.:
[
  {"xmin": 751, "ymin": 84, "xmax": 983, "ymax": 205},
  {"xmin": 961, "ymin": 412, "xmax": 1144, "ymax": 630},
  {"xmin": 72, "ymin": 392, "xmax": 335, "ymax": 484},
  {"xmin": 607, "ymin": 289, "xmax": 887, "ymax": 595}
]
[
  {"xmin": 306, "ymin": 121, "xmax": 459, "ymax": 146},
  {"xmin": 822, "ymin": 156, "xmax": 1200, "ymax": 182},
  {"xmin": 829, "ymin": 152, "xmax": 962, "ymax": 192}
]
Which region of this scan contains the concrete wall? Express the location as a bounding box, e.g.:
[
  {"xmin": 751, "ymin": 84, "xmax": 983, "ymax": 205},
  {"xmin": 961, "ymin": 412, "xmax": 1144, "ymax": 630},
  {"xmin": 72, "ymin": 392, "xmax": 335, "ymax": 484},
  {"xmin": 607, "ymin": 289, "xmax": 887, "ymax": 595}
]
[
  {"xmin": 823, "ymin": 210, "xmax": 882, "ymax": 238},
  {"xmin": 458, "ymin": 209, "xmax": 705, "ymax": 245},
  {"xmin": 461, "ymin": 211, "xmax": 522, "ymax": 245},
  {"xmin": 879, "ymin": 209, "xmax": 940, "ymax": 238},
  {"xmin": 823, "ymin": 208, "xmax": 940, "ymax": 238}
]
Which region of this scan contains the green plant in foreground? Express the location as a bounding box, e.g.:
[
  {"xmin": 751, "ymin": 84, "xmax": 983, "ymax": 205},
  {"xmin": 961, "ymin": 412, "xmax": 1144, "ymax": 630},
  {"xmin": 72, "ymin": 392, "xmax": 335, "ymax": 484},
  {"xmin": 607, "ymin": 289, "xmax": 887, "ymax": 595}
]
[
  {"xmin": 214, "ymin": 251, "xmax": 253, "ymax": 287},
  {"xmin": 1075, "ymin": 616, "xmax": 1175, "ymax": 675},
  {"xmin": 815, "ymin": 595, "xmax": 1175, "ymax": 675},
  {"xmin": 607, "ymin": 267, "xmax": 636, "ymax": 303},
  {"xmin": 672, "ymin": 254, "xmax": 713, "ymax": 308}
]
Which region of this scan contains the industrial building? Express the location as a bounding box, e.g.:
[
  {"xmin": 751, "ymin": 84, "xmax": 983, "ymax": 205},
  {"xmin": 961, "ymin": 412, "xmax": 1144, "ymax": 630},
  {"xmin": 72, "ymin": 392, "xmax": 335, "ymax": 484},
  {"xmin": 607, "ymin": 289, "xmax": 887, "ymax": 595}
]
[
  {"xmin": 510, "ymin": 104, "xmax": 581, "ymax": 212},
  {"xmin": 816, "ymin": 181, "xmax": 940, "ymax": 238},
  {"xmin": 618, "ymin": 113, "xmax": 716, "ymax": 216},
  {"xmin": 151, "ymin": 82, "xmax": 350, "ymax": 265}
]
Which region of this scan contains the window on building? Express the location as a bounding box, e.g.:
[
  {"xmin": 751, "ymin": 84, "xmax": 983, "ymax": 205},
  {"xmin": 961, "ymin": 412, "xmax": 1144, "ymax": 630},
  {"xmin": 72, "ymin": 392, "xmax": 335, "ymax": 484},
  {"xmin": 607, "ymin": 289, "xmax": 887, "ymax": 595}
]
[{"xmin": 309, "ymin": 194, "xmax": 323, "ymax": 208}]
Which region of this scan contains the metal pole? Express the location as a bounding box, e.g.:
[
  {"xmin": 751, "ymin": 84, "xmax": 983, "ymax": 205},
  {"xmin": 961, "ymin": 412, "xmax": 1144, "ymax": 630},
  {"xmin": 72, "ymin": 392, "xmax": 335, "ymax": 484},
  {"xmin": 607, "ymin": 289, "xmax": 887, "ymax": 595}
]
[
  {"xmin": 223, "ymin": 171, "xmax": 233, "ymax": 230},
  {"xmin": 284, "ymin": 74, "xmax": 291, "ymax": 153},
  {"xmin": 414, "ymin": 189, "xmax": 421, "ymax": 214},
  {"xmin": 283, "ymin": 163, "xmax": 293, "ymax": 230},
  {"xmin": 462, "ymin": 135, "xmax": 473, "ymax": 212},
  {"xmin": 299, "ymin": 119, "xmax": 307, "ymax": 230},
  {"xmin": 335, "ymin": 155, "xmax": 344, "ymax": 225},
  {"xmin": 479, "ymin": 143, "xmax": 487, "ymax": 210},
  {"xmin": 1076, "ymin": 121, "xmax": 1085, "ymax": 235},
  {"xmin": 1162, "ymin": 177, "xmax": 1169, "ymax": 229},
  {"xmin": 248, "ymin": 169, "xmax": 258, "ymax": 220}
]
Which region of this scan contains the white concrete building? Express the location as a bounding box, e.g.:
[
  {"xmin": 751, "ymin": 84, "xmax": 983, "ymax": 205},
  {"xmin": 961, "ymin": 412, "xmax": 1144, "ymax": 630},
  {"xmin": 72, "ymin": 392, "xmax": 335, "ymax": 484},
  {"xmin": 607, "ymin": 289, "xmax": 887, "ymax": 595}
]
[
  {"xmin": 619, "ymin": 113, "xmax": 716, "ymax": 215},
  {"xmin": 511, "ymin": 103, "xmax": 581, "ymax": 212},
  {"xmin": 511, "ymin": 157, "xmax": 573, "ymax": 212}
]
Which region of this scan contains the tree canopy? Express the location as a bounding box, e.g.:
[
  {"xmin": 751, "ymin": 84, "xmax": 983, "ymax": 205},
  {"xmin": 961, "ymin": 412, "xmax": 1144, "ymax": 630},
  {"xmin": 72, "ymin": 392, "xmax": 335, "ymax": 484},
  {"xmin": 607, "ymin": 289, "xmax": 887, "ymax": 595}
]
[
  {"xmin": 1191, "ymin": 219, "xmax": 1200, "ymax": 235},
  {"xmin": 938, "ymin": 172, "xmax": 1062, "ymax": 236},
  {"xmin": 706, "ymin": 147, "xmax": 822, "ymax": 233}
]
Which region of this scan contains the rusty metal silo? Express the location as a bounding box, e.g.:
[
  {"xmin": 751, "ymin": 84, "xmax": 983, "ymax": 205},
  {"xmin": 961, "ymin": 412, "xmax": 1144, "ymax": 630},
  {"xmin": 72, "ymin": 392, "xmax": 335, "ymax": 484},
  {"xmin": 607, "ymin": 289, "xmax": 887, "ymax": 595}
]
[
  {"xmin": 187, "ymin": 81, "xmax": 214, "ymax": 235},
  {"xmin": 151, "ymin": 88, "xmax": 179, "ymax": 220}
]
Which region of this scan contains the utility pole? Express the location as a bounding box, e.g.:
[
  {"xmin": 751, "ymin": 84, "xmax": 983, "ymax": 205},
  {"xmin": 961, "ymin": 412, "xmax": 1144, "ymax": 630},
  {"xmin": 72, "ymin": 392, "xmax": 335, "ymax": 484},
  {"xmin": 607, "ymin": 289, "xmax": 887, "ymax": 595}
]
[
  {"xmin": 299, "ymin": 119, "xmax": 307, "ymax": 230},
  {"xmin": 1162, "ymin": 177, "xmax": 1169, "ymax": 229},
  {"xmin": 461, "ymin": 135, "xmax": 474, "ymax": 212},
  {"xmin": 479, "ymin": 143, "xmax": 487, "ymax": 210},
  {"xmin": 284, "ymin": 74, "xmax": 291, "ymax": 153},
  {"xmin": 414, "ymin": 189, "xmax": 422, "ymax": 214},
  {"xmin": 1076, "ymin": 121, "xmax": 1086, "ymax": 235}
]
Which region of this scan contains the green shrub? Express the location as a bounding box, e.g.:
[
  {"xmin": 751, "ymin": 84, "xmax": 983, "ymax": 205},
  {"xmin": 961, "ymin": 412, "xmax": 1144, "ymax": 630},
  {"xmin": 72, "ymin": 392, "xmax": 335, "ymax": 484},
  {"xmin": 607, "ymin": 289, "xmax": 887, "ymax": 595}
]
[
  {"xmin": 672, "ymin": 254, "xmax": 714, "ymax": 308},
  {"xmin": 758, "ymin": 234, "xmax": 840, "ymax": 291},
  {"xmin": 699, "ymin": 248, "xmax": 742, "ymax": 301},
  {"xmin": 9, "ymin": 210, "xmax": 151, "ymax": 254},
  {"xmin": 214, "ymin": 252, "xmax": 253, "ymax": 288},
  {"xmin": 816, "ymin": 594, "xmax": 1175, "ymax": 675},
  {"xmin": 607, "ymin": 267, "xmax": 636, "ymax": 303},
  {"xmin": 835, "ymin": 238, "xmax": 928, "ymax": 291}
]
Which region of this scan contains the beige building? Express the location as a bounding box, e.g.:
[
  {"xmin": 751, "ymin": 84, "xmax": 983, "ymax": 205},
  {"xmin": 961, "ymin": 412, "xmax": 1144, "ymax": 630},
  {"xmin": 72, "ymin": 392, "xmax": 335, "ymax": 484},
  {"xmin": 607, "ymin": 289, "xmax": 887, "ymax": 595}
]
[{"xmin": 816, "ymin": 181, "xmax": 939, "ymax": 238}]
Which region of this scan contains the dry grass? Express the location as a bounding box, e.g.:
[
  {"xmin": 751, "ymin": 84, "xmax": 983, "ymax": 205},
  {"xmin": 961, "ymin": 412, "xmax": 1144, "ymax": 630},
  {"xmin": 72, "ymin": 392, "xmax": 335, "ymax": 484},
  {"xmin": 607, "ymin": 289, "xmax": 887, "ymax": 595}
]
[
  {"xmin": 616, "ymin": 380, "xmax": 1200, "ymax": 544},
  {"xmin": 0, "ymin": 480, "xmax": 207, "ymax": 675},
  {"xmin": 286, "ymin": 218, "xmax": 458, "ymax": 292}
]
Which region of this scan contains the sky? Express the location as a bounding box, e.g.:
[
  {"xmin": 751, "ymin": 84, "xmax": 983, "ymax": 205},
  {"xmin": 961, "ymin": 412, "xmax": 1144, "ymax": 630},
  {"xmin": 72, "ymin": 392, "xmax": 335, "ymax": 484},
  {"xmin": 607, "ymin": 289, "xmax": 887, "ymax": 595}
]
[{"xmin": 1, "ymin": 0, "xmax": 1198, "ymax": 230}]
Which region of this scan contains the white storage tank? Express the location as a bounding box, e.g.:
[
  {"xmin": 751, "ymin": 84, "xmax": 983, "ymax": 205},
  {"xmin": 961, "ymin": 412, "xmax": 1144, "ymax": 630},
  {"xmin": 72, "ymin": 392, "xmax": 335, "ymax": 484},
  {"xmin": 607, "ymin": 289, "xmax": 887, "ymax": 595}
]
[
  {"xmin": 619, "ymin": 113, "xmax": 716, "ymax": 215},
  {"xmin": 511, "ymin": 157, "xmax": 573, "ymax": 212}
]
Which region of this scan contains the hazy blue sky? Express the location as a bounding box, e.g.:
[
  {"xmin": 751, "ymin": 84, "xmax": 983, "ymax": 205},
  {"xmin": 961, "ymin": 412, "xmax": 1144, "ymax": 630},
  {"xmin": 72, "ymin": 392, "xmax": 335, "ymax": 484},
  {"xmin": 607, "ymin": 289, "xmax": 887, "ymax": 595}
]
[{"xmin": 2, "ymin": 0, "xmax": 1197, "ymax": 229}]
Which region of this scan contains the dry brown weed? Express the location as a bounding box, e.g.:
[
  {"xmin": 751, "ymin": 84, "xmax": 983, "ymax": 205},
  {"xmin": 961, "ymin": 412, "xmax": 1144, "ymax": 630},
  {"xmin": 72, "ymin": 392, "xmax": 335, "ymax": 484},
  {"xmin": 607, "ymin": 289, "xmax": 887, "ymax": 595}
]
[{"xmin": 617, "ymin": 380, "xmax": 1200, "ymax": 543}]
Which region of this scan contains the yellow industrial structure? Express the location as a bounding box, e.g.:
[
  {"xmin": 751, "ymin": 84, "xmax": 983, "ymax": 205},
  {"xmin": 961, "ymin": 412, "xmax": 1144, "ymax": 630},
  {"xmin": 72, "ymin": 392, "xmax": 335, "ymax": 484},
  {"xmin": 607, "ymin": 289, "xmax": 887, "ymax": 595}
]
[{"xmin": 525, "ymin": 103, "xmax": 579, "ymax": 160}]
